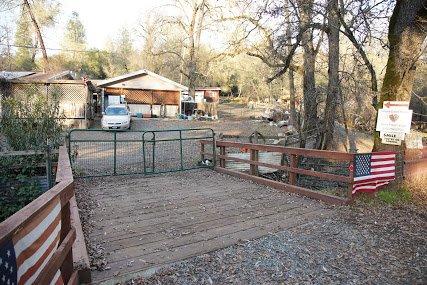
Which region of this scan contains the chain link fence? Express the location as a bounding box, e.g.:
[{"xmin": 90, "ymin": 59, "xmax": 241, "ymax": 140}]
[
  {"xmin": 68, "ymin": 128, "xmax": 215, "ymax": 177},
  {"xmin": 3, "ymin": 82, "xmax": 90, "ymax": 128}
]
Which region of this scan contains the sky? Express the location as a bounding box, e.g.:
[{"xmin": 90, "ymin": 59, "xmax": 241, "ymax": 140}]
[
  {"xmin": 1, "ymin": 0, "xmax": 171, "ymax": 53},
  {"xmin": 59, "ymin": 0, "xmax": 170, "ymax": 49}
]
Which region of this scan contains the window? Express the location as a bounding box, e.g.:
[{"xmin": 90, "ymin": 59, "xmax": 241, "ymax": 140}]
[{"xmin": 105, "ymin": 107, "xmax": 128, "ymax": 115}]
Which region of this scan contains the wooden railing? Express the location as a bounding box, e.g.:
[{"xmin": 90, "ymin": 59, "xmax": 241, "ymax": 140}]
[
  {"xmin": 0, "ymin": 146, "xmax": 78, "ymax": 284},
  {"xmin": 201, "ymin": 140, "xmax": 355, "ymax": 205}
]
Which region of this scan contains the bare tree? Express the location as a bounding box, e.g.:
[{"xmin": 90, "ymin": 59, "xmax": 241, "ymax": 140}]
[
  {"xmin": 285, "ymin": 0, "xmax": 298, "ymax": 128},
  {"xmin": 22, "ymin": 0, "xmax": 49, "ymax": 70},
  {"xmin": 144, "ymin": 0, "xmax": 215, "ymax": 97}
]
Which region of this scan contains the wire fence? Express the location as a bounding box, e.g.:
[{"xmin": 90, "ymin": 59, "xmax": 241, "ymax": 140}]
[{"xmin": 68, "ymin": 128, "xmax": 215, "ymax": 177}]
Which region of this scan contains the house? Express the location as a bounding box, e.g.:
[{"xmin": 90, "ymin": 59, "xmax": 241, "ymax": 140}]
[
  {"xmin": 96, "ymin": 69, "xmax": 188, "ymax": 118},
  {"xmin": 0, "ymin": 70, "xmax": 94, "ymax": 128}
]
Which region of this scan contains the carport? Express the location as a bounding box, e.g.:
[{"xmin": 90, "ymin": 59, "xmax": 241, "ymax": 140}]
[{"xmin": 96, "ymin": 69, "xmax": 188, "ymax": 118}]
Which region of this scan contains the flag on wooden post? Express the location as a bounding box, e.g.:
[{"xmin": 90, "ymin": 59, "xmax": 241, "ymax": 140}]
[
  {"xmin": 352, "ymin": 152, "xmax": 396, "ymax": 194},
  {"xmin": 0, "ymin": 199, "xmax": 64, "ymax": 285}
]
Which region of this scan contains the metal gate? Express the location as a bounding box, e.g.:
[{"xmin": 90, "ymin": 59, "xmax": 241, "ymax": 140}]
[{"xmin": 67, "ymin": 128, "xmax": 215, "ymax": 177}]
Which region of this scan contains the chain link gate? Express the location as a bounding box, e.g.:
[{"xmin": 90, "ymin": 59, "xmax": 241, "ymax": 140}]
[{"xmin": 67, "ymin": 128, "xmax": 215, "ymax": 177}]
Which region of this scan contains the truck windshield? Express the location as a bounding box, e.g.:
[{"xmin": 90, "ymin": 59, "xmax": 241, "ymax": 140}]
[{"xmin": 105, "ymin": 107, "xmax": 128, "ymax": 115}]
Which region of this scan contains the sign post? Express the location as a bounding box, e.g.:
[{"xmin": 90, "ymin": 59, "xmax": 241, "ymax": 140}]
[{"xmin": 376, "ymin": 101, "xmax": 412, "ymax": 146}]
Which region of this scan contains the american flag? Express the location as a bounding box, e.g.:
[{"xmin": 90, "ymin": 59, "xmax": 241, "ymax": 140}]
[
  {"xmin": 352, "ymin": 151, "xmax": 396, "ymax": 194},
  {"xmin": 0, "ymin": 198, "xmax": 64, "ymax": 285}
]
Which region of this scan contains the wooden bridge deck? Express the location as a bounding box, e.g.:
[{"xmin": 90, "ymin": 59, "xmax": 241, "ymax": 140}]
[{"xmin": 76, "ymin": 169, "xmax": 331, "ymax": 284}]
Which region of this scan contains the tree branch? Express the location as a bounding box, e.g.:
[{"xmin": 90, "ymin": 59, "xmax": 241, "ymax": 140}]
[{"xmin": 338, "ymin": 2, "xmax": 378, "ymax": 92}]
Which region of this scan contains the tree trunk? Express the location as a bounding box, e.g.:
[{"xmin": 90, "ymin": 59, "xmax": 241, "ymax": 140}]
[
  {"xmin": 297, "ymin": 0, "xmax": 317, "ymax": 148},
  {"xmin": 23, "ymin": 0, "xmax": 49, "ymax": 71},
  {"xmin": 319, "ymin": 0, "xmax": 340, "ymax": 150},
  {"xmin": 285, "ymin": 0, "xmax": 297, "ymax": 128},
  {"xmin": 187, "ymin": 2, "xmax": 204, "ymax": 99},
  {"xmin": 373, "ymin": 0, "xmax": 427, "ymax": 151}
]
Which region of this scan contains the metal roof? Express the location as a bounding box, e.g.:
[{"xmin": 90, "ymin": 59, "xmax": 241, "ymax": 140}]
[
  {"xmin": 0, "ymin": 71, "xmax": 35, "ymax": 80},
  {"xmin": 97, "ymin": 69, "xmax": 188, "ymax": 91},
  {"xmin": 196, "ymin": 87, "xmax": 221, "ymax": 91},
  {"xmin": 0, "ymin": 70, "xmax": 75, "ymax": 82}
]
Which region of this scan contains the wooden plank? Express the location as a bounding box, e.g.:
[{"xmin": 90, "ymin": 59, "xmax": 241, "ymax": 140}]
[
  {"xmin": 102, "ymin": 202, "xmax": 304, "ymax": 253},
  {"xmin": 56, "ymin": 146, "xmax": 74, "ymax": 183},
  {"xmin": 88, "ymin": 184, "xmax": 259, "ymax": 221},
  {"xmin": 89, "ymin": 186, "xmax": 286, "ymax": 239},
  {"xmin": 84, "ymin": 173, "xmax": 253, "ymax": 200},
  {"xmin": 67, "ymin": 271, "xmax": 79, "ymax": 285},
  {"xmin": 215, "ymin": 167, "xmax": 349, "ymax": 205},
  {"xmin": 93, "ymin": 207, "xmax": 325, "ymax": 283},
  {"xmin": 96, "ymin": 205, "xmax": 320, "ymax": 271},
  {"xmin": 77, "ymin": 169, "xmax": 332, "ymax": 283},
  {"xmin": 217, "ymin": 154, "xmax": 352, "ymax": 183},
  {"xmin": 92, "ymin": 194, "xmax": 303, "ymax": 247},
  {"xmin": 35, "ymin": 227, "xmax": 76, "ymax": 284},
  {"xmin": 60, "ymin": 201, "xmax": 74, "ymax": 283},
  {"xmin": 70, "ymin": 196, "xmax": 91, "ymax": 283},
  {"xmin": 200, "ymin": 139, "xmax": 354, "ymax": 161}
]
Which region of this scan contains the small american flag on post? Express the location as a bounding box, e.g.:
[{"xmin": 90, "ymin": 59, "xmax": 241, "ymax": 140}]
[
  {"xmin": 0, "ymin": 198, "xmax": 64, "ymax": 285},
  {"xmin": 352, "ymin": 151, "xmax": 397, "ymax": 194}
]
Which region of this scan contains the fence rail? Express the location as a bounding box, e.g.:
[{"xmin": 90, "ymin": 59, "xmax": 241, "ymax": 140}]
[
  {"xmin": 201, "ymin": 139, "xmax": 354, "ymax": 205},
  {"xmin": 0, "ymin": 146, "xmax": 78, "ymax": 284}
]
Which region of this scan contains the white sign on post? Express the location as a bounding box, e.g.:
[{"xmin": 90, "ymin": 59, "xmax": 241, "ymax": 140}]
[
  {"xmin": 376, "ymin": 101, "xmax": 412, "ymax": 146},
  {"xmin": 376, "ymin": 108, "xmax": 413, "ymax": 134}
]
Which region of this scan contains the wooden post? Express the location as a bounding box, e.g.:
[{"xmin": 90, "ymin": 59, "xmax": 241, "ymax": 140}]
[
  {"xmin": 60, "ymin": 201, "xmax": 73, "ymax": 283},
  {"xmin": 250, "ymin": 149, "xmax": 259, "ymax": 176},
  {"xmin": 101, "ymin": 89, "xmax": 105, "ymax": 113},
  {"xmin": 45, "ymin": 143, "xmax": 52, "ymax": 189},
  {"xmin": 347, "ymin": 155, "xmax": 355, "ymax": 201},
  {"xmin": 219, "ymin": 146, "xmax": 226, "ymax": 168},
  {"xmin": 201, "ymin": 142, "xmax": 205, "ymax": 162},
  {"xmin": 289, "ymin": 154, "xmax": 298, "ymax": 185}
]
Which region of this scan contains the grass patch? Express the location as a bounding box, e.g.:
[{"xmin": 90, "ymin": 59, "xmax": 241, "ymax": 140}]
[
  {"xmin": 354, "ymin": 176, "xmax": 426, "ymax": 208},
  {"xmin": 377, "ymin": 187, "xmax": 412, "ymax": 205}
]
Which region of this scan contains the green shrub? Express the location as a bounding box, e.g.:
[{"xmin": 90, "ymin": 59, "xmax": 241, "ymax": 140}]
[
  {"xmin": 0, "ymin": 157, "xmax": 44, "ymax": 222},
  {"xmin": 0, "ymin": 154, "xmax": 59, "ymax": 222},
  {"xmin": 0, "ymin": 85, "xmax": 64, "ymax": 150},
  {"xmin": 0, "ymin": 177, "xmax": 43, "ymax": 222}
]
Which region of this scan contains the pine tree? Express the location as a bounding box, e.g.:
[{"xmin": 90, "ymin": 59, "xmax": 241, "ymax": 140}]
[
  {"xmin": 62, "ymin": 11, "xmax": 87, "ymax": 61},
  {"xmin": 14, "ymin": 7, "xmax": 36, "ymax": 70}
]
